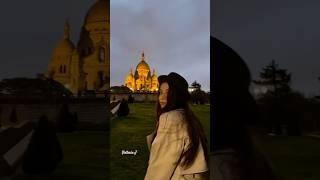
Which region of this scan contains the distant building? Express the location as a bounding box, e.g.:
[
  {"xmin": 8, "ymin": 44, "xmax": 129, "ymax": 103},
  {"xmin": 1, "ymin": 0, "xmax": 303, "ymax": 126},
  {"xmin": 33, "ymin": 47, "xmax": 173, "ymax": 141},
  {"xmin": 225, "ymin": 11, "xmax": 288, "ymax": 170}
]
[
  {"xmin": 124, "ymin": 51, "xmax": 159, "ymax": 92},
  {"xmin": 47, "ymin": 0, "xmax": 109, "ymax": 96}
]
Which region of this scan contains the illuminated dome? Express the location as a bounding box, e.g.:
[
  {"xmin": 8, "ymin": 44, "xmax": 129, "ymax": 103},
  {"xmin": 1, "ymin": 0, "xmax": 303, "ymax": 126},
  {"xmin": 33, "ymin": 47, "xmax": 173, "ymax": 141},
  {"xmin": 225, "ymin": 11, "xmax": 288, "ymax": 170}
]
[
  {"xmin": 151, "ymin": 69, "xmax": 157, "ymax": 79},
  {"xmin": 84, "ymin": 0, "xmax": 109, "ymax": 25},
  {"xmin": 53, "ymin": 22, "xmax": 75, "ymax": 55},
  {"xmin": 136, "ymin": 52, "xmax": 150, "ymax": 71},
  {"xmin": 127, "ymin": 73, "xmax": 134, "ymax": 78},
  {"xmin": 152, "ymin": 74, "xmax": 157, "ymax": 80},
  {"xmin": 54, "ymin": 39, "xmax": 74, "ymax": 54},
  {"xmin": 136, "ymin": 61, "xmax": 150, "ymax": 71},
  {"xmin": 126, "ymin": 69, "xmax": 134, "ymax": 79}
]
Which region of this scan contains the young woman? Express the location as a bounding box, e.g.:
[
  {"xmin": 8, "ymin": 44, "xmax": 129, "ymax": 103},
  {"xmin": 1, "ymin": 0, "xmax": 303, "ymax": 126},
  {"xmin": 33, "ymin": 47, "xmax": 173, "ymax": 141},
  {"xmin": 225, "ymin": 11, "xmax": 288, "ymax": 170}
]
[{"xmin": 145, "ymin": 72, "xmax": 209, "ymax": 180}]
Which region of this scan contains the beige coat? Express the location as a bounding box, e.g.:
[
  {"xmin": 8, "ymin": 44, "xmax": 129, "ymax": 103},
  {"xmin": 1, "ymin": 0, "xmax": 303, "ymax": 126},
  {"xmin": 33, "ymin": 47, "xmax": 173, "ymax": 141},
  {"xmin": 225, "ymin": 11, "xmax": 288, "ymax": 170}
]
[{"xmin": 145, "ymin": 109, "xmax": 209, "ymax": 180}]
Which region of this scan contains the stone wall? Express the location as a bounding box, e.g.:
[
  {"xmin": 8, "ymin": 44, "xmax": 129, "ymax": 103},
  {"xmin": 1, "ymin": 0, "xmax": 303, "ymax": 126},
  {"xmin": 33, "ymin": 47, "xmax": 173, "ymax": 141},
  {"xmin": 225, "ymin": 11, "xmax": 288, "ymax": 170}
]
[
  {"xmin": 110, "ymin": 93, "xmax": 157, "ymax": 102},
  {"xmin": 0, "ymin": 97, "xmax": 109, "ymax": 126}
]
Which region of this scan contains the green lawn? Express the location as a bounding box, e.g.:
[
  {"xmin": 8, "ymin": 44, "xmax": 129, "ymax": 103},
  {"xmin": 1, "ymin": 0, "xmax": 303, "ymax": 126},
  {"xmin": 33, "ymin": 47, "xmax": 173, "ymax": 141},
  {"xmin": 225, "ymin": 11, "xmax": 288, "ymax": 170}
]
[
  {"xmin": 13, "ymin": 131, "xmax": 109, "ymax": 180},
  {"xmin": 252, "ymin": 131, "xmax": 320, "ymax": 180},
  {"xmin": 10, "ymin": 103, "xmax": 209, "ymax": 180},
  {"xmin": 110, "ymin": 103, "xmax": 210, "ymax": 179},
  {"xmin": 10, "ymin": 103, "xmax": 320, "ymax": 180}
]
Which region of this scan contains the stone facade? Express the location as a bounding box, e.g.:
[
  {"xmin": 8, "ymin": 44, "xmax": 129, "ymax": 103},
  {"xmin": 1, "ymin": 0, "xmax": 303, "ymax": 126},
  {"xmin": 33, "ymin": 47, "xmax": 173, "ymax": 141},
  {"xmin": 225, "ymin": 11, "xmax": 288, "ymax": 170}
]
[
  {"xmin": 47, "ymin": 0, "xmax": 109, "ymax": 96},
  {"xmin": 124, "ymin": 52, "xmax": 159, "ymax": 92}
]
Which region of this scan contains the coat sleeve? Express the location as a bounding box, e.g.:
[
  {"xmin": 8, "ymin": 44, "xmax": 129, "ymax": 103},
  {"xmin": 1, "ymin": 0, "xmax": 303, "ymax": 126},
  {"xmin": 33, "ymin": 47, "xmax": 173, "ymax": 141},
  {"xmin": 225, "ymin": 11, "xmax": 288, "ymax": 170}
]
[{"xmin": 144, "ymin": 112, "xmax": 186, "ymax": 180}]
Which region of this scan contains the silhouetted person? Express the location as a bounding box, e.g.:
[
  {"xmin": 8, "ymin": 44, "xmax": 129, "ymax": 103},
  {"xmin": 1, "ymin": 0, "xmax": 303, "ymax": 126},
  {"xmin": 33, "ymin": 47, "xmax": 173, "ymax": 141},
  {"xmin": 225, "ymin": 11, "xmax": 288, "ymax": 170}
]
[
  {"xmin": 211, "ymin": 36, "xmax": 276, "ymax": 180},
  {"xmin": 117, "ymin": 98, "xmax": 130, "ymax": 117},
  {"xmin": 56, "ymin": 103, "xmax": 75, "ymax": 132},
  {"xmin": 128, "ymin": 94, "xmax": 134, "ymax": 103},
  {"xmin": 22, "ymin": 115, "xmax": 63, "ymax": 174}
]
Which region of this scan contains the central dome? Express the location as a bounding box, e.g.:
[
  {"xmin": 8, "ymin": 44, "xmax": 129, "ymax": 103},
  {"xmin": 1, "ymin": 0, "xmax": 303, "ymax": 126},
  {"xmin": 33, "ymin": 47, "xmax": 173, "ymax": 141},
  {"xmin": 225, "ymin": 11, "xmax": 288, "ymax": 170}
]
[
  {"xmin": 136, "ymin": 61, "xmax": 150, "ymax": 71},
  {"xmin": 136, "ymin": 51, "xmax": 150, "ymax": 71},
  {"xmin": 85, "ymin": 0, "xmax": 109, "ymax": 24}
]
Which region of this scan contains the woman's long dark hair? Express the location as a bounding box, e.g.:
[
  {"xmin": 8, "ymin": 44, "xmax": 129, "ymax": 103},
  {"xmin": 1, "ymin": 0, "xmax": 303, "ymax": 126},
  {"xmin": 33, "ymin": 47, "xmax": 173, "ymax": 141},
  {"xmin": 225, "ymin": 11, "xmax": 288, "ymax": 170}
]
[{"xmin": 154, "ymin": 80, "xmax": 209, "ymax": 168}]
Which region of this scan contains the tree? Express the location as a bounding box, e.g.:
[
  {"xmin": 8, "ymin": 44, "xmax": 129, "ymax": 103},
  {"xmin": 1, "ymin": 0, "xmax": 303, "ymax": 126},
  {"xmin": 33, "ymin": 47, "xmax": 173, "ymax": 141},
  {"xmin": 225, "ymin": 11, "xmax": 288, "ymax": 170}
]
[
  {"xmin": 253, "ymin": 60, "xmax": 291, "ymax": 98},
  {"xmin": 190, "ymin": 81, "xmax": 209, "ymax": 104},
  {"xmin": 191, "ymin": 81, "xmax": 201, "ymax": 90},
  {"xmin": 190, "ymin": 90, "xmax": 207, "ymax": 104},
  {"xmin": 254, "ymin": 60, "xmax": 292, "ymax": 135},
  {"xmin": 0, "ymin": 78, "xmax": 72, "ymax": 97}
]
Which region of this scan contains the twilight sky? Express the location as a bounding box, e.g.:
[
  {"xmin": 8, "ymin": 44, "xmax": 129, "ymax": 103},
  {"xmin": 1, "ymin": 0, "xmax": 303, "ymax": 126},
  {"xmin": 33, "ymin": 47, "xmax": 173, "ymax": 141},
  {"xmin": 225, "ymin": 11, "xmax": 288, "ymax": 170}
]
[
  {"xmin": 110, "ymin": 0, "xmax": 210, "ymax": 91},
  {"xmin": 0, "ymin": 0, "xmax": 93, "ymax": 80},
  {"xmin": 212, "ymin": 0, "xmax": 320, "ymax": 96}
]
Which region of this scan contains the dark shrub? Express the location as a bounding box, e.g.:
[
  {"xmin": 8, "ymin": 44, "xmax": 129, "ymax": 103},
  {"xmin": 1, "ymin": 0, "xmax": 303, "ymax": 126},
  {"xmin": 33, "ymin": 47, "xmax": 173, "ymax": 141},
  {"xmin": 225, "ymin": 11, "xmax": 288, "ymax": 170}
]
[
  {"xmin": 22, "ymin": 115, "xmax": 63, "ymax": 174},
  {"xmin": 191, "ymin": 89, "xmax": 208, "ymax": 104},
  {"xmin": 117, "ymin": 99, "xmax": 130, "ymax": 117}
]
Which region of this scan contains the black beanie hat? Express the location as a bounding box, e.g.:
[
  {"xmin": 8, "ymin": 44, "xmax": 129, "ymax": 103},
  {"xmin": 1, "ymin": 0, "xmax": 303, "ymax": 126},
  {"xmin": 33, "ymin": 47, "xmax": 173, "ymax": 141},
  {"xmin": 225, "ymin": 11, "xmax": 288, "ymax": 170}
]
[{"xmin": 158, "ymin": 72, "xmax": 191, "ymax": 101}]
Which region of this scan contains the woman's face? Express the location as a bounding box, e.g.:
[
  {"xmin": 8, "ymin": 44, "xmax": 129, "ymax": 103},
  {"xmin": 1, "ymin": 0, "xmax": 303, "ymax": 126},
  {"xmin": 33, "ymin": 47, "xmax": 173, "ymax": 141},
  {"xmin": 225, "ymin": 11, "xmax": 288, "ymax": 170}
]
[{"xmin": 159, "ymin": 82, "xmax": 169, "ymax": 109}]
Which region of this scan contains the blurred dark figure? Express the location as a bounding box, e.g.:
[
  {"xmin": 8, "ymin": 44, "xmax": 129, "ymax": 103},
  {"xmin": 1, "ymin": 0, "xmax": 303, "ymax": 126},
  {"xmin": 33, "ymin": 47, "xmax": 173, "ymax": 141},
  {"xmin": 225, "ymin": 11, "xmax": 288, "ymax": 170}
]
[
  {"xmin": 56, "ymin": 103, "xmax": 77, "ymax": 132},
  {"xmin": 117, "ymin": 98, "xmax": 130, "ymax": 117},
  {"xmin": 22, "ymin": 115, "xmax": 63, "ymax": 174},
  {"xmin": 128, "ymin": 94, "xmax": 135, "ymax": 103},
  {"xmin": 211, "ymin": 36, "xmax": 277, "ymax": 180}
]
